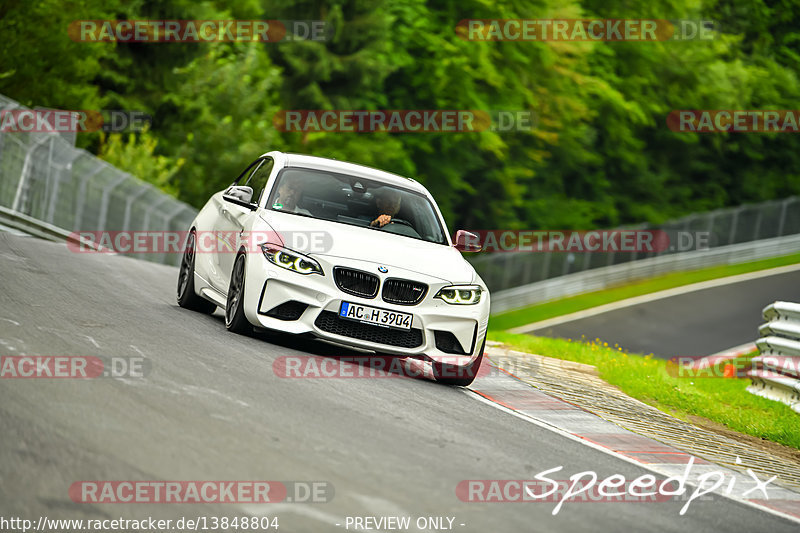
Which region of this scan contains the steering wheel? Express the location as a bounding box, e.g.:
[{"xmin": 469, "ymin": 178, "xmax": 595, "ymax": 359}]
[{"xmin": 387, "ymin": 218, "xmax": 413, "ymax": 228}]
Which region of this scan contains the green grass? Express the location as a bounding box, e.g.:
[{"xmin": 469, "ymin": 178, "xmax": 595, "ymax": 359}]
[
  {"xmin": 491, "ymin": 252, "xmax": 800, "ymax": 331},
  {"xmin": 489, "ymin": 332, "xmax": 800, "ymax": 450}
]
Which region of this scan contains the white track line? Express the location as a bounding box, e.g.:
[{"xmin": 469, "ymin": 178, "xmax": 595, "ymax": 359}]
[
  {"xmin": 463, "ymin": 388, "xmax": 800, "ymax": 524},
  {"xmin": 508, "ymin": 263, "xmax": 800, "ymax": 334}
]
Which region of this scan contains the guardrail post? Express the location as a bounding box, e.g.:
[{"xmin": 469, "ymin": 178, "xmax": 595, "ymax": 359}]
[
  {"xmin": 777, "ymin": 198, "xmax": 789, "ymax": 237},
  {"xmin": 501, "ymin": 254, "xmax": 513, "ymax": 291},
  {"xmin": 752, "ymin": 209, "xmax": 763, "ymax": 241},
  {"xmin": 96, "ymin": 171, "xmax": 133, "ymax": 230},
  {"xmin": 581, "ymin": 249, "xmax": 591, "ymax": 271},
  {"xmin": 72, "ymin": 162, "xmax": 107, "ymax": 231},
  {"xmin": 122, "ymin": 184, "xmax": 153, "ymax": 232},
  {"xmin": 541, "ymin": 250, "xmax": 552, "ymax": 281},
  {"xmin": 142, "ymin": 195, "xmax": 171, "ymax": 233},
  {"xmin": 162, "ymin": 203, "xmax": 192, "ymax": 266},
  {"xmin": 40, "ymin": 136, "xmax": 54, "ymax": 220},
  {"xmin": 45, "ymin": 151, "xmax": 80, "ymax": 224},
  {"xmin": 706, "ymin": 212, "xmax": 716, "ymax": 247},
  {"xmin": 728, "ymin": 207, "xmax": 740, "ymax": 245},
  {"xmin": 748, "ymin": 301, "xmax": 800, "ymax": 414},
  {"xmin": 11, "ymin": 134, "xmax": 51, "ymax": 213}
]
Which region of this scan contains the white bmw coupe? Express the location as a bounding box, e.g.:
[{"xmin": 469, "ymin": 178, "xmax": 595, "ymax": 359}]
[{"xmin": 177, "ymin": 152, "xmax": 489, "ymax": 385}]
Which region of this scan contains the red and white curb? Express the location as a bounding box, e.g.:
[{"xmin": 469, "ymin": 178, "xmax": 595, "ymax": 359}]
[{"xmin": 466, "ymin": 361, "xmax": 800, "ymax": 523}]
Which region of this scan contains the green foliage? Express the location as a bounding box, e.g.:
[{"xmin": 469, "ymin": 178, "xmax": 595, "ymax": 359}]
[
  {"xmin": 3, "ymin": 0, "xmax": 800, "ymax": 231},
  {"xmin": 156, "ymin": 43, "xmax": 285, "ymax": 205},
  {"xmin": 98, "ymin": 126, "xmax": 184, "ymax": 196}
]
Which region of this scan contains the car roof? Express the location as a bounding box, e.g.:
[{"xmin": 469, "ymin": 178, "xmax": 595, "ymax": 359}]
[{"xmin": 272, "ymin": 152, "xmax": 429, "ymax": 195}]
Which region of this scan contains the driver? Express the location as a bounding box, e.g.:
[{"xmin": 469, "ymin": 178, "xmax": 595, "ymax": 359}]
[
  {"xmin": 274, "ymin": 179, "xmax": 311, "ymax": 215},
  {"xmin": 370, "ymin": 189, "xmax": 402, "ymax": 228}
]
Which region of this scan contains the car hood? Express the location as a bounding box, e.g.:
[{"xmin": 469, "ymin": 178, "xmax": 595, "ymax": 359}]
[{"xmin": 258, "ymin": 211, "xmax": 475, "ymax": 284}]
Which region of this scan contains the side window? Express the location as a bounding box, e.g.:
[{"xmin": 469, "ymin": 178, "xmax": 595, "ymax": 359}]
[{"xmin": 244, "ymin": 158, "xmax": 275, "ymax": 204}]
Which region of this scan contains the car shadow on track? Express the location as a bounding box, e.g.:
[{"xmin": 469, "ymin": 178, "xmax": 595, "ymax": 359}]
[
  {"xmin": 173, "ymin": 303, "xmax": 437, "ymax": 383},
  {"xmin": 251, "ymin": 328, "xmax": 437, "ymax": 384}
]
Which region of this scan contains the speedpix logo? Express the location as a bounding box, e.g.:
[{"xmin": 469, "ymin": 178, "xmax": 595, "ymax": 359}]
[{"xmin": 457, "ymin": 457, "xmax": 776, "ymax": 516}]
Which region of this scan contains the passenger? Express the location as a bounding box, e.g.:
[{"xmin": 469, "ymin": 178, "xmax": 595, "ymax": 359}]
[{"xmin": 370, "ymin": 189, "xmax": 402, "ymax": 228}]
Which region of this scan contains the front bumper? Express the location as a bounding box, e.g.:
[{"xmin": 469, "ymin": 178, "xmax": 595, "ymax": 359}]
[{"xmin": 242, "ymin": 254, "xmax": 489, "ymax": 365}]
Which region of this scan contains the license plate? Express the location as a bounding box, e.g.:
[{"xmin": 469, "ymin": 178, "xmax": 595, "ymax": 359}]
[{"xmin": 339, "ymin": 302, "xmax": 413, "ymax": 330}]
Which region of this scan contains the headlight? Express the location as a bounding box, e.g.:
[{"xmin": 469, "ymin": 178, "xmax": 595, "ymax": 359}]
[
  {"xmin": 435, "ymin": 285, "xmax": 482, "ymax": 305},
  {"xmin": 261, "ymin": 243, "xmax": 323, "ymax": 275}
]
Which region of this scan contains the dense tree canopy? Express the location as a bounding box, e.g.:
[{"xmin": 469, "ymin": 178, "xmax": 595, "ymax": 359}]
[{"xmin": 2, "ymin": 0, "xmax": 799, "ymax": 231}]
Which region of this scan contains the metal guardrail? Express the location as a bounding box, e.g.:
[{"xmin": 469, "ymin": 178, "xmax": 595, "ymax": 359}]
[
  {"xmin": 0, "ymin": 93, "xmax": 197, "ymax": 266},
  {"xmin": 2, "ymin": 89, "xmax": 797, "ymax": 287},
  {"xmin": 490, "ymin": 233, "xmax": 800, "ymax": 314},
  {"xmin": 470, "ymin": 195, "xmax": 800, "ymax": 296},
  {"xmin": 749, "ymin": 301, "xmax": 800, "ymax": 413}
]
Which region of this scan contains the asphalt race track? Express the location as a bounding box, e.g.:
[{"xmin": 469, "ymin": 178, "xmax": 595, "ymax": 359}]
[
  {"xmin": 527, "ymin": 270, "xmax": 800, "ymax": 359},
  {"xmin": 0, "ymin": 233, "xmax": 797, "ymax": 532}
]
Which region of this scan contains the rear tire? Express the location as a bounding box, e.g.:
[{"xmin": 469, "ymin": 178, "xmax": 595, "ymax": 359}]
[
  {"xmin": 177, "ymin": 230, "xmax": 216, "ymax": 314},
  {"xmin": 433, "ymin": 337, "xmax": 486, "ymax": 387},
  {"xmin": 225, "ymin": 253, "xmax": 252, "ymax": 334}
]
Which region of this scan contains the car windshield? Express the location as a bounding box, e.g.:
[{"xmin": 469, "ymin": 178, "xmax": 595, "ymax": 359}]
[{"xmin": 266, "ymin": 167, "xmax": 448, "ymax": 245}]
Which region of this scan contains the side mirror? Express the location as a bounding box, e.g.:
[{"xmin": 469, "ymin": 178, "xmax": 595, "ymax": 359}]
[
  {"xmin": 223, "ymin": 185, "xmax": 256, "ymax": 210},
  {"xmin": 453, "ymin": 230, "xmax": 482, "ymax": 252}
]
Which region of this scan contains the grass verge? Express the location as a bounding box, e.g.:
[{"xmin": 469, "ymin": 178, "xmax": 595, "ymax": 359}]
[
  {"xmin": 489, "ymin": 331, "xmax": 800, "ymax": 450},
  {"xmin": 491, "ymin": 252, "xmax": 800, "ymax": 331}
]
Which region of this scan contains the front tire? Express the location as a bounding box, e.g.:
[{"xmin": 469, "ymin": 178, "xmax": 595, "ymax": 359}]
[
  {"xmin": 225, "ymin": 253, "xmax": 252, "ymax": 334},
  {"xmin": 177, "ymin": 230, "xmax": 216, "ymax": 314},
  {"xmin": 433, "ymin": 337, "xmax": 486, "ymax": 387}
]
